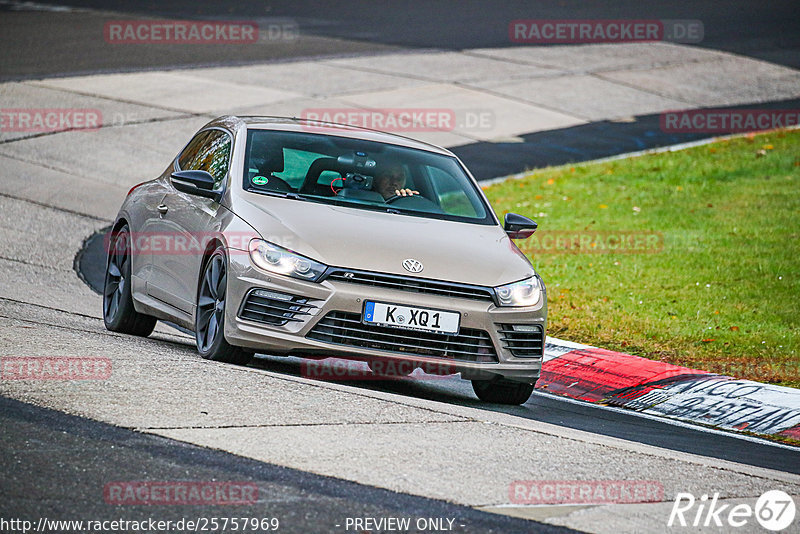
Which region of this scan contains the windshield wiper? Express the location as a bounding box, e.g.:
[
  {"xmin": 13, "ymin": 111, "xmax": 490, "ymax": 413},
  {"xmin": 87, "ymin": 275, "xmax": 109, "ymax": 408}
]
[{"xmin": 250, "ymin": 189, "xmax": 308, "ymax": 201}]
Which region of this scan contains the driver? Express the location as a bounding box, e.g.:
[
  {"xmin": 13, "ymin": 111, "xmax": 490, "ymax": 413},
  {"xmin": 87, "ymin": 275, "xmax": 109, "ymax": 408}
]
[{"xmin": 374, "ymin": 164, "xmax": 419, "ymax": 200}]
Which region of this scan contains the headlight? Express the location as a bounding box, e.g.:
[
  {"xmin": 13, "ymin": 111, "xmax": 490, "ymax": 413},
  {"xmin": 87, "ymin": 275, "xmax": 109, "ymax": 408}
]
[
  {"xmin": 248, "ymin": 239, "xmax": 327, "ymax": 281},
  {"xmin": 494, "ymin": 276, "xmax": 542, "ymax": 307}
]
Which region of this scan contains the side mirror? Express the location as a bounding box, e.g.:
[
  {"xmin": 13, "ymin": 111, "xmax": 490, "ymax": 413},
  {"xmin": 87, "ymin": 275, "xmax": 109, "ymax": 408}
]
[
  {"xmin": 504, "ymin": 212, "xmax": 538, "ymax": 239},
  {"xmin": 170, "ymin": 170, "xmax": 220, "ymax": 200}
]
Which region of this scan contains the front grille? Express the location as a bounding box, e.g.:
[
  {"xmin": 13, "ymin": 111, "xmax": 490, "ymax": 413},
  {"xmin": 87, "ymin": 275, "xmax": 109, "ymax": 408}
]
[
  {"xmin": 239, "ymin": 289, "xmax": 317, "ymax": 326},
  {"xmin": 324, "ymin": 269, "xmax": 495, "ymax": 301},
  {"xmin": 307, "ymin": 311, "xmax": 497, "ymax": 362},
  {"xmin": 498, "ymin": 324, "xmax": 544, "ymax": 358}
]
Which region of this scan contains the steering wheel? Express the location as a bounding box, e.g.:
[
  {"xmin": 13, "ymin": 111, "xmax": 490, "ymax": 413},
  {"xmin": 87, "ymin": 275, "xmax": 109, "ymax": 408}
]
[{"xmin": 384, "ymin": 194, "xmax": 404, "ymax": 204}]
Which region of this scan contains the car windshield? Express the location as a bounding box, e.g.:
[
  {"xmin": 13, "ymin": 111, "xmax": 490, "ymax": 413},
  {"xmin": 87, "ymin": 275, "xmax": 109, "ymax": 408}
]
[{"xmin": 243, "ymin": 128, "xmax": 494, "ymax": 225}]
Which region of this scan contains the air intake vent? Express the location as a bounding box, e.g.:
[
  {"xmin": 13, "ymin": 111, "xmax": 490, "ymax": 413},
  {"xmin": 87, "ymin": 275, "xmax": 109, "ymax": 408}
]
[
  {"xmin": 239, "ymin": 289, "xmax": 317, "ymax": 326},
  {"xmin": 325, "ymin": 269, "xmax": 495, "ymax": 301},
  {"xmin": 307, "ymin": 311, "xmax": 497, "ymax": 362},
  {"xmin": 498, "ymin": 324, "xmax": 544, "ymax": 358}
]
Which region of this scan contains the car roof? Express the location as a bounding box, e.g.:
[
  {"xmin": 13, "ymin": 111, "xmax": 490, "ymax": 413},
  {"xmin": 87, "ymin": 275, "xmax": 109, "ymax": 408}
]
[{"xmin": 203, "ymin": 115, "xmax": 456, "ymax": 157}]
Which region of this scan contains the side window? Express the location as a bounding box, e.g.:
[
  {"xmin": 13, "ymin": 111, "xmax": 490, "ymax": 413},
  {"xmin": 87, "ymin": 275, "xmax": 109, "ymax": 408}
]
[
  {"xmin": 178, "ymin": 131, "xmax": 210, "ymax": 170},
  {"xmin": 179, "ymin": 129, "xmax": 232, "ymax": 189},
  {"xmin": 274, "ymin": 148, "xmax": 328, "ymax": 188},
  {"xmin": 428, "ymin": 166, "xmax": 479, "ymax": 217}
]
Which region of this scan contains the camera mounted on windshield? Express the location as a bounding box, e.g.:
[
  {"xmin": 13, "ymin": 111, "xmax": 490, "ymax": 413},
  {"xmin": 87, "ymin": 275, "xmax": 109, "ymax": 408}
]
[
  {"xmin": 343, "ymin": 172, "xmax": 374, "ymax": 190},
  {"xmin": 337, "ymin": 151, "xmax": 376, "ymax": 171}
]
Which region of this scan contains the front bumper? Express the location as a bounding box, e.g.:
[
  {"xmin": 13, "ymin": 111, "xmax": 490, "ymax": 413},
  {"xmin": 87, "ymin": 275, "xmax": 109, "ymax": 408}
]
[{"xmin": 224, "ymin": 251, "xmax": 546, "ymax": 383}]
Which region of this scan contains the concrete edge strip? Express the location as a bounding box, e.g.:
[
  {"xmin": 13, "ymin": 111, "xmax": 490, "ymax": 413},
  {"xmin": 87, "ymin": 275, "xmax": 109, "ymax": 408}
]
[
  {"xmin": 541, "ymin": 336, "xmax": 800, "ymax": 441},
  {"xmin": 167, "ymin": 355, "xmax": 800, "ymax": 485}
]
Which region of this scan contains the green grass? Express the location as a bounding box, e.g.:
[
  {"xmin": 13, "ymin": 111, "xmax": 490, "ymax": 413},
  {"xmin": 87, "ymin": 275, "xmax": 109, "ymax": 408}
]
[{"xmin": 484, "ymin": 130, "xmax": 800, "ymax": 388}]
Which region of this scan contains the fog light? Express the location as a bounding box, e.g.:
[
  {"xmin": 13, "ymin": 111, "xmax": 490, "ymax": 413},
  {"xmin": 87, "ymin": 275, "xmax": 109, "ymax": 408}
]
[
  {"xmin": 252, "ymin": 289, "xmax": 292, "ymax": 301},
  {"xmin": 512, "ymin": 325, "xmax": 541, "ymax": 332}
]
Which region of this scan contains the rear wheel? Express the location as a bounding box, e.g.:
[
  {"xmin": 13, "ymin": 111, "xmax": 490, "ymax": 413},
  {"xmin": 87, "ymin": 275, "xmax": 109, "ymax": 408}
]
[
  {"xmin": 195, "ymin": 248, "xmax": 252, "ymax": 366},
  {"xmin": 472, "ymin": 377, "xmax": 535, "ymax": 405},
  {"xmin": 103, "ymin": 225, "xmax": 157, "ymax": 336}
]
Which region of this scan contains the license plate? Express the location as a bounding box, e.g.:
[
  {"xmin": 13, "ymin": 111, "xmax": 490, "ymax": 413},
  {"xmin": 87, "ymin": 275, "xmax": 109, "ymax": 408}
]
[{"xmin": 363, "ymin": 301, "xmax": 460, "ymax": 335}]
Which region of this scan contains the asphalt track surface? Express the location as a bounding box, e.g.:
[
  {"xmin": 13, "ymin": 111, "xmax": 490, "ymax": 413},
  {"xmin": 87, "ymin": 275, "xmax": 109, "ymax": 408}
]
[
  {"xmin": 0, "ymin": 396, "xmax": 573, "ymax": 533},
  {"xmin": 2, "ymin": 0, "xmax": 799, "ymax": 77},
  {"xmin": 451, "ymin": 97, "xmax": 800, "ymax": 179},
  {"xmin": 3, "ymin": 1, "xmax": 800, "ymax": 531},
  {"xmin": 2, "ymin": 1, "xmax": 800, "ymax": 179}
]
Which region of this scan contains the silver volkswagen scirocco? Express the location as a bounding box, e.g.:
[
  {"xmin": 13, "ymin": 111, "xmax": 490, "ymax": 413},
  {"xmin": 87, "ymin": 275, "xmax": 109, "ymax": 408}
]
[{"xmin": 103, "ymin": 116, "xmax": 546, "ymax": 404}]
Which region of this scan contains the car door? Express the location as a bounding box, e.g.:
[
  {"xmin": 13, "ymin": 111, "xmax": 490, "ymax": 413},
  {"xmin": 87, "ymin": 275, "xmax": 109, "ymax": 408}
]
[
  {"xmin": 127, "ymin": 177, "xmax": 172, "ymax": 299},
  {"xmin": 146, "ymin": 128, "xmax": 232, "ymax": 316}
]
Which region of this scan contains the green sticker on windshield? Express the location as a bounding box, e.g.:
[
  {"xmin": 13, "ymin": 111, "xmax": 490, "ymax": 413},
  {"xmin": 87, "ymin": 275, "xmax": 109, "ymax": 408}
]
[{"xmin": 252, "ymin": 175, "xmax": 269, "ymax": 186}]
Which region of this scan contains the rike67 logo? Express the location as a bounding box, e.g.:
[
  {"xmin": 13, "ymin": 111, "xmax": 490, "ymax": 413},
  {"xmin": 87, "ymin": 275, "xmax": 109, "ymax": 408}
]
[{"xmin": 668, "ymin": 490, "xmax": 796, "ymax": 531}]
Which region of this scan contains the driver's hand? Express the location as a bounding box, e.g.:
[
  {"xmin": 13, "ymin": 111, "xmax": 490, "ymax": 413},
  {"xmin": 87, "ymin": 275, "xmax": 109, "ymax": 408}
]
[{"xmin": 394, "ymin": 188, "xmax": 420, "ymax": 197}]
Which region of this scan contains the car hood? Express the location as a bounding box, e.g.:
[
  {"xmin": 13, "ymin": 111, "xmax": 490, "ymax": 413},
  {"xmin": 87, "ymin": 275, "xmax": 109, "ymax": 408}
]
[{"xmin": 233, "ymin": 195, "xmax": 535, "ymax": 287}]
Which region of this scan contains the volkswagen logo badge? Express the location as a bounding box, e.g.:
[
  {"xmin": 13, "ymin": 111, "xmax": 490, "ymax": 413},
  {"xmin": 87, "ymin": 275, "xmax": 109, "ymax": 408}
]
[{"xmin": 402, "ymin": 259, "xmax": 424, "ymax": 273}]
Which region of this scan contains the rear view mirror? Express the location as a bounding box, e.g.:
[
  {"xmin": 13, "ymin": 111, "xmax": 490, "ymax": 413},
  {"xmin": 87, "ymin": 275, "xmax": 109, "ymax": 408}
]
[
  {"xmin": 504, "ymin": 212, "xmax": 538, "ymax": 239},
  {"xmin": 171, "ymin": 170, "xmax": 220, "ymax": 200}
]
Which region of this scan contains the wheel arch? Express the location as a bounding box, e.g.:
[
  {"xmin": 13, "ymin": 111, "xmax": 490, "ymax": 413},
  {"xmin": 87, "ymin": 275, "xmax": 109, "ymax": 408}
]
[
  {"xmin": 105, "ymin": 218, "xmax": 130, "ymax": 268},
  {"xmin": 200, "ymin": 238, "xmax": 226, "ymax": 271},
  {"xmin": 111, "ymin": 217, "xmax": 129, "ymax": 233},
  {"xmin": 196, "ymin": 238, "xmax": 227, "ymax": 304}
]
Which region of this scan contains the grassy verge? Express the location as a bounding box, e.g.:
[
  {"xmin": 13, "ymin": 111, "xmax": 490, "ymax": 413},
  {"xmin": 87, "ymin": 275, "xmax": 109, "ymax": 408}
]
[{"xmin": 484, "ymin": 129, "xmax": 800, "ymax": 388}]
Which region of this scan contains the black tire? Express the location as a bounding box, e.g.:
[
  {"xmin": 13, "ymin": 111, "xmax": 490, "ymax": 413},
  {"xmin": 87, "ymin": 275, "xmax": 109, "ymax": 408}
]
[
  {"xmin": 103, "ymin": 225, "xmax": 157, "ymax": 336},
  {"xmin": 195, "ymin": 248, "xmax": 251, "ymax": 366},
  {"xmin": 472, "ymin": 377, "xmax": 535, "ymax": 405}
]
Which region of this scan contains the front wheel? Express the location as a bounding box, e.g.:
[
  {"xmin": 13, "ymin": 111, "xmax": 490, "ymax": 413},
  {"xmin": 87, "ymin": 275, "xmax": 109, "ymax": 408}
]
[
  {"xmin": 472, "ymin": 378, "xmax": 535, "ymax": 405},
  {"xmin": 103, "ymin": 225, "xmax": 157, "ymax": 336},
  {"xmin": 195, "ymin": 248, "xmax": 252, "ymax": 366}
]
